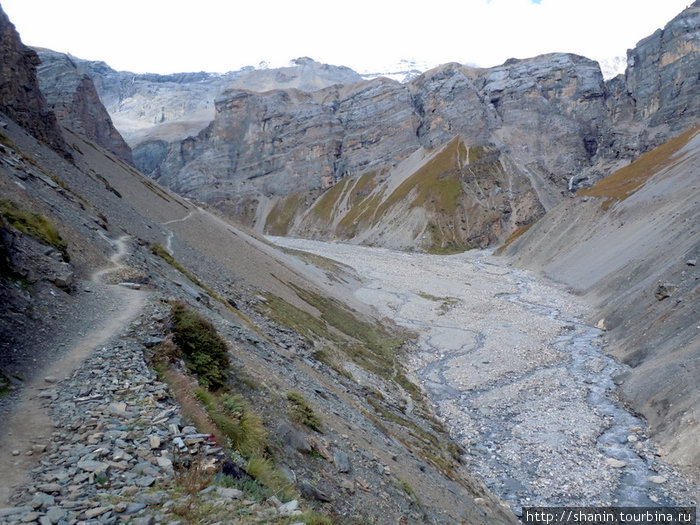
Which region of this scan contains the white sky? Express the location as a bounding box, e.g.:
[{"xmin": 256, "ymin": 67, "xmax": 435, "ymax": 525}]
[{"xmin": 1, "ymin": 0, "xmax": 692, "ymax": 75}]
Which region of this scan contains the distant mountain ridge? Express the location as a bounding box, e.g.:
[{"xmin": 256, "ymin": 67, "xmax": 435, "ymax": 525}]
[{"xmin": 69, "ymin": 1, "xmax": 698, "ymax": 251}]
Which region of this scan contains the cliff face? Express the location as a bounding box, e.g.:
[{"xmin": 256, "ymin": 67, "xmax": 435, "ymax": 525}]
[
  {"xmin": 79, "ymin": 2, "xmax": 698, "ymax": 250},
  {"xmin": 0, "ymin": 7, "xmax": 67, "ymax": 157},
  {"xmin": 34, "ymin": 49, "xmax": 133, "ymax": 164}
]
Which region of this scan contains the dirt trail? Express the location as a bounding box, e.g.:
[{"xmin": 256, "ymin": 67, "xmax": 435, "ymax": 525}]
[{"xmin": 0, "ymin": 236, "xmax": 145, "ymax": 505}]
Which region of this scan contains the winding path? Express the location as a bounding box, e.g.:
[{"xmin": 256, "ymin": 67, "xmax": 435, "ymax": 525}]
[
  {"xmin": 268, "ymin": 237, "xmax": 695, "ymax": 509},
  {"xmin": 0, "ymin": 236, "xmax": 145, "ymax": 505}
]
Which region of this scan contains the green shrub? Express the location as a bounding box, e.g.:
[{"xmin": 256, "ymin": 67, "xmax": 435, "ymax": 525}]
[
  {"xmin": 0, "ymin": 200, "xmax": 69, "ymax": 261},
  {"xmin": 171, "ymin": 302, "xmax": 230, "ymax": 390},
  {"xmin": 286, "ymin": 391, "xmax": 322, "ymax": 432}
]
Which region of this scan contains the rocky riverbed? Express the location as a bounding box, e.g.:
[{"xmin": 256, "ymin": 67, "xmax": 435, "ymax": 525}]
[{"xmin": 269, "ymin": 237, "xmax": 698, "ymax": 512}]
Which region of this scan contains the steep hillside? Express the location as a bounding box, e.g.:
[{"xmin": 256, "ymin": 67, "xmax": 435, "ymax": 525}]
[
  {"xmin": 0, "ymin": 7, "xmax": 515, "ymax": 521},
  {"xmin": 33, "ymin": 48, "xmax": 133, "ymax": 164},
  {"xmin": 501, "ymin": 128, "xmax": 700, "ymax": 476}
]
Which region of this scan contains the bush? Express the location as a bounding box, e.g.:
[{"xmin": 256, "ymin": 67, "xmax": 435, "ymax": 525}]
[{"xmin": 171, "ymin": 302, "xmax": 230, "ymax": 390}]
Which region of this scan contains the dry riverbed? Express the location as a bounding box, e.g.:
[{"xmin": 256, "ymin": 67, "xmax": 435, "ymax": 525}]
[{"xmin": 269, "ymin": 237, "xmax": 698, "ymax": 512}]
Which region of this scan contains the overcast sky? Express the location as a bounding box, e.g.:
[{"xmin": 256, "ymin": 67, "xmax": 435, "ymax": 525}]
[{"xmin": 1, "ymin": 0, "xmax": 691, "ymax": 77}]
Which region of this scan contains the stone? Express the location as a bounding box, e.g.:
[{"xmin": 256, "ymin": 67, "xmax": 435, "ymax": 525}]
[
  {"xmin": 334, "ymin": 450, "xmax": 352, "ymax": 473},
  {"xmin": 686, "ymin": 259, "xmax": 697, "ymax": 266},
  {"xmin": 647, "ymin": 475, "xmax": 666, "ymax": 484},
  {"xmin": 11, "ymin": 449, "xmax": 20, "ymax": 456},
  {"xmin": 84, "ymin": 506, "xmax": 111, "ymax": 519},
  {"xmin": 76, "ymin": 459, "xmax": 109, "ymax": 473},
  {"xmin": 149, "ymin": 435, "xmax": 161, "ymax": 449},
  {"xmin": 299, "ymin": 481, "xmax": 331, "ymax": 502},
  {"xmin": 44, "ymin": 506, "xmax": 66, "ymax": 523},
  {"xmin": 135, "ymin": 475, "xmax": 155, "ymax": 487},
  {"xmin": 156, "ymin": 456, "xmax": 173, "ymax": 469},
  {"xmin": 216, "ymin": 487, "xmax": 243, "ymax": 500},
  {"xmin": 605, "ymin": 458, "xmax": 626, "ymax": 468},
  {"xmin": 279, "ymin": 499, "xmax": 299, "ymax": 514},
  {"xmin": 654, "ymin": 283, "xmax": 676, "ymax": 301}
]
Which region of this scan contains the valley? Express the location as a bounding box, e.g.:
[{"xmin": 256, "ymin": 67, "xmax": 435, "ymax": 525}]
[{"xmin": 268, "ymin": 237, "xmax": 697, "ymax": 510}]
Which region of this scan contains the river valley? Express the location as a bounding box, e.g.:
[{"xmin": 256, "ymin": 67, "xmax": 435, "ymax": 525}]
[{"xmin": 269, "ymin": 237, "xmax": 698, "ymax": 512}]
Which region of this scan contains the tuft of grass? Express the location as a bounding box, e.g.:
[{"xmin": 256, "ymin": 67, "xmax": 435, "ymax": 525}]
[
  {"xmin": 245, "ymin": 456, "xmax": 296, "ymax": 502},
  {"xmin": 151, "ymin": 243, "xmax": 204, "ymax": 288},
  {"xmin": 0, "ymin": 371, "xmax": 11, "ymax": 398},
  {"xmin": 286, "ymin": 391, "xmax": 322, "ymax": 432},
  {"xmin": 170, "ymin": 302, "xmax": 230, "ymax": 390},
  {"xmin": 195, "ymin": 388, "xmax": 267, "ymax": 458},
  {"xmin": 0, "ymin": 200, "xmax": 69, "ymax": 261},
  {"xmin": 577, "ymin": 127, "xmax": 698, "ymax": 208}
]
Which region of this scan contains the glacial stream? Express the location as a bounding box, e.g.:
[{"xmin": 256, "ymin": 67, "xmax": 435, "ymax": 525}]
[{"xmin": 270, "ymin": 237, "xmax": 695, "ymax": 510}]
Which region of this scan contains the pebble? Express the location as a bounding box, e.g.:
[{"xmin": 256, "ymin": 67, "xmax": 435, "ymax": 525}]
[{"xmin": 606, "ymin": 458, "xmax": 626, "ymax": 468}]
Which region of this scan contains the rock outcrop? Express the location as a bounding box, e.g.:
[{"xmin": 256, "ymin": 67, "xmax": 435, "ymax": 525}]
[
  {"xmin": 0, "ymin": 6, "xmax": 68, "ymax": 157},
  {"xmin": 74, "ymin": 56, "xmax": 363, "ymax": 147},
  {"xmin": 33, "ymin": 49, "xmax": 133, "ymax": 164}
]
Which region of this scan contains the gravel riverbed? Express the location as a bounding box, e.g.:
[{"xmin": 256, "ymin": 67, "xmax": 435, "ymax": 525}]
[{"xmin": 269, "ymin": 237, "xmax": 698, "ymax": 512}]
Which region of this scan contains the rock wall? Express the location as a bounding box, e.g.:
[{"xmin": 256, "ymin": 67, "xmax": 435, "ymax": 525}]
[
  {"xmin": 0, "ymin": 6, "xmax": 68, "ymax": 157},
  {"xmin": 34, "ymin": 49, "xmax": 133, "ymax": 164}
]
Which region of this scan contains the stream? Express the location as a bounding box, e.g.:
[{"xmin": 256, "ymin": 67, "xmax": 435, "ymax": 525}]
[{"xmin": 270, "ymin": 237, "xmax": 696, "ymax": 510}]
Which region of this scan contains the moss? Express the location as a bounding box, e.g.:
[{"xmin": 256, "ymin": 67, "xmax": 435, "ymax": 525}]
[
  {"xmin": 578, "ymin": 127, "xmax": 698, "ymax": 206},
  {"xmin": 0, "ymin": 200, "xmax": 69, "ymax": 261},
  {"xmin": 171, "ymin": 302, "xmax": 230, "ymax": 390},
  {"xmin": 265, "ymin": 193, "xmax": 302, "ymax": 236},
  {"xmin": 286, "ymin": 391, "xmax": 322, "ymax": 432}
]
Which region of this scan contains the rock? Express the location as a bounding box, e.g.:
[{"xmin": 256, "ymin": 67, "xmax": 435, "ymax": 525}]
[
  {"xmin": 84, "ymin": 506, "xmax": 111, "ymax": 519},
  {"xmin": 278, "ymin": 499, "xmax": 299, "ymax": 514},
  {"xmin": 44, "ymin": 376, "xmax": 57, "ymax": 383},
  {"xmin": 654, "ymin": 282, "xmax": 676, "ymax": 301},
  {"xmin": 31, "ymin": 492, "xmax": 55, "ymax": 509},
  {"xmin": 627, "ymin": 435, "xmax": 638, "ymax": 443},
  {"xmin": 34, "ymin": 48, "xmax": 133, "ymax": 164},
  {"xmin": 299, "ymin": 481, "xmax": 332, "ymax": 502},
  {"xmin": 0, "ymin": 7, "xmax": 69, "ymax": 156},
  {"xmin": 334, "ymin": 450, "xmax": 352, "ymax": 473},
  {"xmin": 156, "ymin": 456, "xmax": 173, "ymax": 469},
  {"xmin": 119, "ymin": 282, "xmax": 141, "ymax": 290},
  {"xmin": 44, "ymin": 506, "xmax": 66, "ymax": 523},
  {"xmin": 135, "ymin": 475, "xmax": 155, "ymax": 487},
  {"xmin": 11, "ymin": 449, "xmax": 20, "ymax": 456},
  {"xmin": 605, "ymin": 458, "xmax": 626, "ymax": 468},
  {"xmin": 76, "ymin": 459, "xmax": 109, "ymax": 473},
  {"xmin": 647, "ymin": 475, "xmax": 667, "ymax": 484},
  {"xmin": 686, "ymin": 259, "xmax": 696, "ymax": 266},
  {"xmin": 595, "ymin": 318, "xmax": 606, "ymax": 330},
  {"xmin": 149, "ymin": 435, "xmax": 161, "ymax": 449},
  {"xmin": 215, "ymin": 487, "xmax": 243, "ymax": 500},
  {"xmin": 307, "ymin": 436, "xmax": 333, "ymax": 462}
]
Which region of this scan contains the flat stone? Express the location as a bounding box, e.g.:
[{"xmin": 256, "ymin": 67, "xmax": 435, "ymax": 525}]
[
  {"xmin": 77, "ymin": 459, "xmax": 109, "ymax": 473},
  {"xmin": 136, "ymin": 475, "xmax": 155, "ymax": 487},
  {"xmin": 36, "ymin": 483, "xmax": 62, "ymax": 494},
  {"xmin": 647, "ymin": 475, "xmax": 666, "ymax": 484},
  {"xmin": 605, "ymin": 458, "xmax": 626, "ymax": 468},
  {"xmin": 44, "ymin": 376, "xmax": 58, "ymax": 383},
  {"xmin": 11, "ymin": 450, "xmax": 20, "ymax": 456},
  {"xmin": 156, "ymin": 456, "xmax": 173, "ymax": 469},
  {"xmin": 279, "ymin": 500, "xmax": 299, "ymax": 514},
  {"xmin": 84, "ymin": 506, "xmax": 111, "ymax": 519},
  {"xmin": 21, "ymin": 511, "xmax": 40, "ymax": 522},
  {"xmin": 334, "ymin": 451, "xmax": 352, "ymax": 473},
  {"xmin": 216, "ymin": 487, "xmax": 243, "ymax": 500},
  {"xmin": 45, "ymin": 506, "xmax": 67, "ymax": 523}
]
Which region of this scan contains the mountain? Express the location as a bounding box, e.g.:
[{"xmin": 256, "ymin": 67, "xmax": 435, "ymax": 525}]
[
  {"xmin": 0, "ymin": 5, "xmax": 515, "ymax": 522},
  {"xmin": 78, "ymin": 2, "xmax": 698, "ymax": 252},
  {"xmin": 72, "ymin": 56, "xmax": 363, "ymax": 147},
  {"xmin": 0, "ymin": 7, "xmax": 68, "ymax": 158},
  {"xmin": 33, "ymin": 48, "xmax": 133, "ymax": 164}
]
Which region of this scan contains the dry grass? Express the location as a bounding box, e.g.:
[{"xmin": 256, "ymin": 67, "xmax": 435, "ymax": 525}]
[
  {"xmin": 578, "ymin": 127, "xmax": 698, "ymax": 208},
  {"xmin": 494, "ymin": 221, "xmax": 537, "ymax": 255},
  {"xmin": 265, "ymin": 193, "xmax": 302, "ymax": 235},
  {"xmin": 1, "ymin": 200, "xmax": 70, "ymax": 260}
]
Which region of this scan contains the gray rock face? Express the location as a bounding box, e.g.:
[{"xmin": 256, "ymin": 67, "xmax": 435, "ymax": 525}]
[
  {"xmin": 74, "ymin": 56, "xmax": 363, "ymax": 147},
  {"xmin": 0, "ymin": 6, "xmax": 68, "ymax": 157},
  {"xmin": 33, "ymin": 49, "xmax": 133, "ymax": 164}
]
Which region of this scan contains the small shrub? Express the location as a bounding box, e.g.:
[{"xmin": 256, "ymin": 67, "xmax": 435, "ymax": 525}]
[
  {"xmin": 170, "ymin": 302, "xmax": 230, "ymax": 390},
  {"xmin": 286, "ymin": 391, "xmax": 322, "ymax": 432},
  {"xmin": 0, "ymin": 200, "xmax": 69, "ymax": 260}
]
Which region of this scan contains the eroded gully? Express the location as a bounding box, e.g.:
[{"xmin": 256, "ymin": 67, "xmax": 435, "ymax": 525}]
[{"xmin": 268, "ymin": 237, "xmax": 696, "ymax": 511}]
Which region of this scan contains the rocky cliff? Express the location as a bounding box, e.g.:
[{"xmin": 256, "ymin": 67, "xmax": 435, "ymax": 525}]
[
  {"xmin": 0, "ymin": 7, "xmax": 67, "ymax": 157},
  {"xmin": 73, "ymin": 56, "xmax": 363, "ymax": 147},
  {"xmin": 90, "ymin": 2, "xmax": 697, "ymax": 251},
  {"xmin": 34, "ymin": 48, "xmax": 133, "ymax": 164}
]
